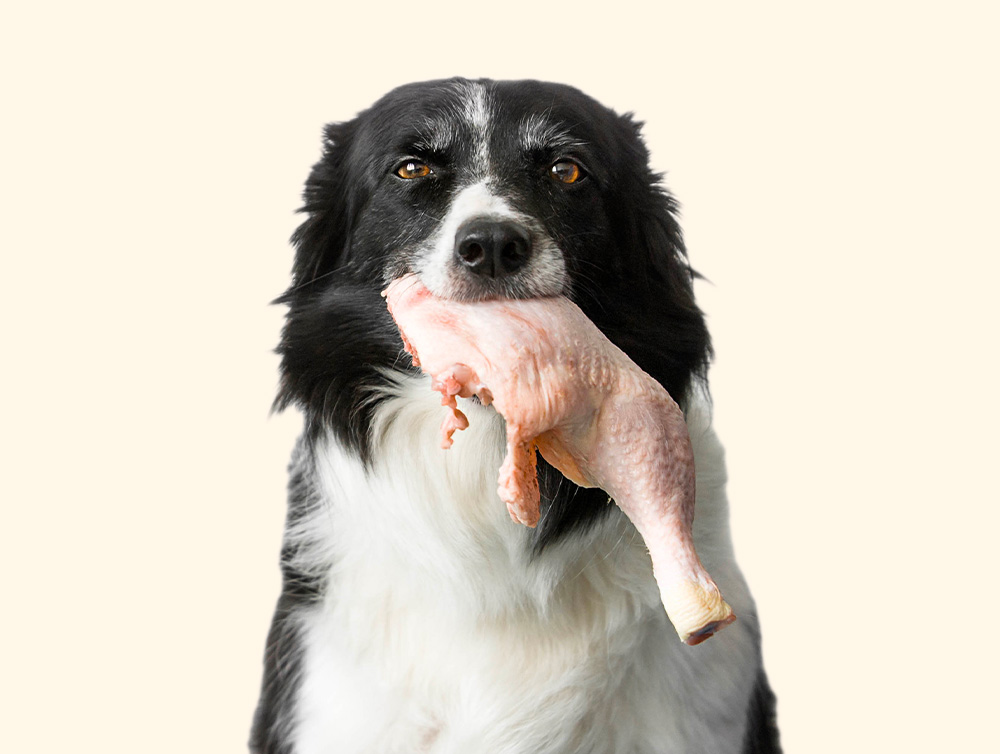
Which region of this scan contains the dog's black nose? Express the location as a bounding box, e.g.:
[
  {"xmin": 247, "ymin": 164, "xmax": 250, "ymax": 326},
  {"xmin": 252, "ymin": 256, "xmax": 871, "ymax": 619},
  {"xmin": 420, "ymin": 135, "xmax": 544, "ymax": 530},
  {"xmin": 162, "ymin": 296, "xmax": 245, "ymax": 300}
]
[{"xmin": 454, "ymin": 219, "xmax": 532, "ymax": 278}]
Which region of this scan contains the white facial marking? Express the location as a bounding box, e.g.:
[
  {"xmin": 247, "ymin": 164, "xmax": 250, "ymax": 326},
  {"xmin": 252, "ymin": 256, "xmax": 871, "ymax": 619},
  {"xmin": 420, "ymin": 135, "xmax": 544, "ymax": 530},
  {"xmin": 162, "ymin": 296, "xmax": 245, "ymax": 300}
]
[
  {"xmin": 416, "ymin": 183, "xmax": 513, "ymax": 295},
  {"xmin": 455, "ymin": 80, "xmax": 492, "ymax": 177},
  {"xmin": 413, "ymin": 182, "xmax": 568, "ymax": 301},
  {"xmin": 463, "ymin": 82, "xmax": 490, "ymax": 132}
]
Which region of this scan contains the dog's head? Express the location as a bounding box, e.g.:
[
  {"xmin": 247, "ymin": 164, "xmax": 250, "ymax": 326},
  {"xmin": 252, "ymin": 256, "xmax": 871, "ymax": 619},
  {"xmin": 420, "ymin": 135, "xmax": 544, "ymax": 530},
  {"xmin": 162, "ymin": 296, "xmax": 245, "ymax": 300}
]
[
  {"xmin": 289, "ymin": 79, "xmax": 700, "ymax": 305},
  {"xmin": 277, "ymin": 78, "xmax": 710, "ymax": 462}
]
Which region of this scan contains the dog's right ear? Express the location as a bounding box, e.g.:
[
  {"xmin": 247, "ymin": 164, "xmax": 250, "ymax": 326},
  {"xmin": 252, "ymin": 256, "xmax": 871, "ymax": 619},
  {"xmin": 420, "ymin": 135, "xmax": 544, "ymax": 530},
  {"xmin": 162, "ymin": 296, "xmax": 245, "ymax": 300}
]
[{"xmin": 279, "ymin": 121, "xmax": 358, "ymax": 301}]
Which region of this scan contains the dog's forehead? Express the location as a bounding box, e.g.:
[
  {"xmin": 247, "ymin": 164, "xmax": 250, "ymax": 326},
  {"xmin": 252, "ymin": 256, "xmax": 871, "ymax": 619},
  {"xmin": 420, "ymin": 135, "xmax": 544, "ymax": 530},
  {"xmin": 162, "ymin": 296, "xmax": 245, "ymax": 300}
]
[{"xmin": 366, "ymin": 78, "xmax": 613, "ymax": 155}]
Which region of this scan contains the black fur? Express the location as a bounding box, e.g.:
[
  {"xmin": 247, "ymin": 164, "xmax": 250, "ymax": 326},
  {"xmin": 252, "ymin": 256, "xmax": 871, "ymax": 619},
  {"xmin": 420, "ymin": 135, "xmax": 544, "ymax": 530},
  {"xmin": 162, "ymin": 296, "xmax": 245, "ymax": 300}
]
[
  {"xmin": 274, "ymin": 282, "xmax": 405, "ymax": 462},
  {"xmin": 742, "ymin": 669, "xmax": 783, "ymax": 753}
]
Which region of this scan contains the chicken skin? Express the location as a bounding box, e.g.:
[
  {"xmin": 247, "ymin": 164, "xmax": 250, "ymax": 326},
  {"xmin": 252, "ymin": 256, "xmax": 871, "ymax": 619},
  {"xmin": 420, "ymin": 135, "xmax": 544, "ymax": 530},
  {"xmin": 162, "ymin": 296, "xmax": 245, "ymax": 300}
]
[{"xmin": 384, "ymin": 274, "xmax": 734, "ymax": 645}]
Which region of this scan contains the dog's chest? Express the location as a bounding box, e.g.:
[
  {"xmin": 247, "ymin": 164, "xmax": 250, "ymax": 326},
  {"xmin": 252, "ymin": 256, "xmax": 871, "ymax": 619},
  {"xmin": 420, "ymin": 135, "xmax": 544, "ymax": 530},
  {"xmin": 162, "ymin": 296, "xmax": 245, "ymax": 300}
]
[{"xmin": 290, "ymin": 378, "xmax": 758, "ymax": 754}]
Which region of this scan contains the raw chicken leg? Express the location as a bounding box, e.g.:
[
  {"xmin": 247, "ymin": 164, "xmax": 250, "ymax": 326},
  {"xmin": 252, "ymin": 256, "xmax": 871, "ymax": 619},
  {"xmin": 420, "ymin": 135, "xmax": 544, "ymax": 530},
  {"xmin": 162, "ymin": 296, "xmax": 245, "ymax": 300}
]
[{"xmin": 383, "ymin": 274, "xmax": 735, "ymax": 645}]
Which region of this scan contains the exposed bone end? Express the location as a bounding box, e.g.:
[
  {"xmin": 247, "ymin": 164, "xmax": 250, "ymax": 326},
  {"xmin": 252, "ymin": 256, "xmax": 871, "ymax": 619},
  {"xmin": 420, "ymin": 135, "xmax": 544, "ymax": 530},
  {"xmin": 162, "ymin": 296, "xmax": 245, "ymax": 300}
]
[
  {"xmin": 684, "ymin": 613, "xmax": 737, "ymax": 646},
  {"xmin": 660, "ymin": 578, "xmax": 736, "ymax": 645}
]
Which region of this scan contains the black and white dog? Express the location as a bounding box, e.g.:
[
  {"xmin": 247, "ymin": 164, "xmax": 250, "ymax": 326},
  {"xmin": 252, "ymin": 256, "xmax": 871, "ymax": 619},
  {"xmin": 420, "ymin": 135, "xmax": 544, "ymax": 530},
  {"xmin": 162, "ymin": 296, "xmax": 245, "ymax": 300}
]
[{"xmin": 251, "ymin": 78, "xmax": 780, "ymax": 754}]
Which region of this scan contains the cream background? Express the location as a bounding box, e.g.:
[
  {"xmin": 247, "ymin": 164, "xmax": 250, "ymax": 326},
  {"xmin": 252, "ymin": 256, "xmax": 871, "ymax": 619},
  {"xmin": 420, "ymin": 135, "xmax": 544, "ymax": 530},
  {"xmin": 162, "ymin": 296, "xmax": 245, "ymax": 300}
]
[{"xmin": 2, "ymin": 1, "xmax": 998, "ymax": 752}]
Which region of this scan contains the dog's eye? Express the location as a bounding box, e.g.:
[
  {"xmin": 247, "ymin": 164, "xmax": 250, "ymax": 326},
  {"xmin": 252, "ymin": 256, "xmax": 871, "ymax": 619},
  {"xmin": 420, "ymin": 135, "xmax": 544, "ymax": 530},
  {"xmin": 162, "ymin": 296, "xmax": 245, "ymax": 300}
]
[
  {"xmin": 549, "ymin": 160, "xmax": 585, "ymax": 184},
  {"xmin": 396, "ymin": 161, "xmax": 432, "ymax": 179}
]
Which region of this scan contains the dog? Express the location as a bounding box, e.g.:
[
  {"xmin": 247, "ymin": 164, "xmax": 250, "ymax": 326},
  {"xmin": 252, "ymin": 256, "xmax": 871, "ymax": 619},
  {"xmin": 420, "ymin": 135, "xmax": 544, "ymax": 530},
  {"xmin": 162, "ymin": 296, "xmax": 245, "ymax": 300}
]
[{"xmin": 251, "ymin": 78, "xmax": 780, "ymax": 754}]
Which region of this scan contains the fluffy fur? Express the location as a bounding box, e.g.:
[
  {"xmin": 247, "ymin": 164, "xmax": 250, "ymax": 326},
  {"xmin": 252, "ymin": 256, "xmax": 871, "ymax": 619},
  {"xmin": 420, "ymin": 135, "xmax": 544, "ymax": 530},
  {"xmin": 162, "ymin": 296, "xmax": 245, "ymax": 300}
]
[{"xmin": 251, "ymin": 78, "xmax": 780, "ymax": 754}]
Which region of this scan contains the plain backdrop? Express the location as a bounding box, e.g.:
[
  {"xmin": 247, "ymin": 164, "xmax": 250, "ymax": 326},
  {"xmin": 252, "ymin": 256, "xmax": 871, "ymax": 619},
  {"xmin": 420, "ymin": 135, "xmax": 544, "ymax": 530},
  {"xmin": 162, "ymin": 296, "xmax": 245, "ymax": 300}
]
[{"xmin": 2, "ymin": 2, "xmax": 998, "ymax": 752}]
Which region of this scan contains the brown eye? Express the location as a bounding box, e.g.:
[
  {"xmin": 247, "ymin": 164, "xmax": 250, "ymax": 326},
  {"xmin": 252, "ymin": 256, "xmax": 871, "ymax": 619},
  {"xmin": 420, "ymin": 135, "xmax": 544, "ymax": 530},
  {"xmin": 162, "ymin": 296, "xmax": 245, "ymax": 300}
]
[
  {"xmin": 550, "ymin": 160, "xmax": 584, "ymax": 184},
  {"xmin": 396, "ymin": 161, "xmax": 431, "ymax": 179}
]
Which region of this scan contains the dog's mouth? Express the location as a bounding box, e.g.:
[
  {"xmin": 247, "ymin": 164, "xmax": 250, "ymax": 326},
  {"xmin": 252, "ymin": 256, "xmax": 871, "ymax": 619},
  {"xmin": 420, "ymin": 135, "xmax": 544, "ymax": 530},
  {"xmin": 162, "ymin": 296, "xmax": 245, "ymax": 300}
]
[
  {"xmin": 430, "ymin": 273, "xmax": 562, "ymax": 303},
  {"xmin": 407, "ymin": 233, "xmax": 569, "ymax": 305}
]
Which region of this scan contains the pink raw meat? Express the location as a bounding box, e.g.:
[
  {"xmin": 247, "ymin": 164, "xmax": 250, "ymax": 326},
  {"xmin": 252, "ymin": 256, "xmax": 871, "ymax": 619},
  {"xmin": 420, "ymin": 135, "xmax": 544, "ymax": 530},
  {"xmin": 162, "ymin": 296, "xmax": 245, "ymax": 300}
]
[{"xmin": 383, "ymin": 274, "xmax": 735, "ymax": 645}]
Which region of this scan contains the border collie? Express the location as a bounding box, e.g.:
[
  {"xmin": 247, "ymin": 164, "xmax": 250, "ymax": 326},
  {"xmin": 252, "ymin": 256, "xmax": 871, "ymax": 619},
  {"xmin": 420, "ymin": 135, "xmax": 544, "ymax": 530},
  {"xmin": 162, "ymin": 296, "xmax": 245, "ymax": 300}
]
[{"xmin": 251, "ymin": 78, "xmax": 780, "ymax": 754}]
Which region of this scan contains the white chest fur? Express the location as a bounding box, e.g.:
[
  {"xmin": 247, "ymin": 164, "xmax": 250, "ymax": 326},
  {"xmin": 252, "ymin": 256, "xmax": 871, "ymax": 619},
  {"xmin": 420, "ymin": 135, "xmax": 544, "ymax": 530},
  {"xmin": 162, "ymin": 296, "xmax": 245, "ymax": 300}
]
[{"xmin": 291, "ymin": 376, "xmax": 762, "ymax": 754}]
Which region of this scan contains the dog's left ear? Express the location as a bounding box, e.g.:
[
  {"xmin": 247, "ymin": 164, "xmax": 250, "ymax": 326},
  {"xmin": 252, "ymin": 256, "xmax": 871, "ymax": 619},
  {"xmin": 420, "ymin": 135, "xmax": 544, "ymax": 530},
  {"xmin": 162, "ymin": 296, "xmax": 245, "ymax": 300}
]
[
  {"xmin": 601, "ymin": 115, "xmax": 713, "ymax": 400},
  {"xmin": 280, "ymin": 120, "xmax": 359, "ymax": 300}
]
